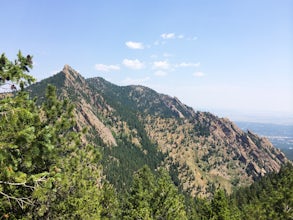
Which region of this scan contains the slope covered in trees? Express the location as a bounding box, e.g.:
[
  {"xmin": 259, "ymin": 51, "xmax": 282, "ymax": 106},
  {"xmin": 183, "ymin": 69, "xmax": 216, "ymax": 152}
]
[
  {"xmin": 1, "ymin": 52, "xmax": 292, "ymax": 219},
  {"xmin": 24, "ymin": 64, "xmax": 289, "ymax": 198},
  {"xmin": 231, "ymin": 163, "xmax": 293, "ymax": 219}
]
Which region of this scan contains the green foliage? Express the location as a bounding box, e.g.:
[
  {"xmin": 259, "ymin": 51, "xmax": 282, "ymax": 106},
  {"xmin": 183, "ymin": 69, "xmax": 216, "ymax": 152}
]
[
  {"xmin": 231, "ymin": 163, "xmax": 293, "ymax": 220},
  {"xmin": 86, "ymin": 78, "xmax": 166, "ymax": 193},
  {"xmin": 0, "ymin": 51, "xmax": 35, "ymax": 91},
  {"xmin": 152, "ymin": 169, "xmax": 187, "ymax": 219},
  {"xmin": 0, "ymin": 83, "xmax": 105, "ymax": 219},
  {"xmin": 101, "ymin": 134, "xmax": 164, "ymax": 193},
  {"xmin": 122, "ymin": 166, "xmax": 187, "ymax": 220},
  {"xmin": 1, "ymin": 52, "xmax": 292, "ymax": 219},
  {"xmin": 193, "ymin": 112, "xmax": 211, "ymax": 137},
  {"xmin": 100, "ymin": 182, "xmax": 120, "ymax": 219},
  {"xmin": 87, "ymin": 77, "xmax": 185, "ymax": 119},
  {"xmin": 185, "ymin": 196, "xmax": 212, "ymax": 220},
  {"xmin": 122, "ymin": 166, "xmax": 155, "ymax": 219},
  {"xmin": 211, "ymin": 190, "xmax": 235, "ymax": 220},
  {"xmin": 169, "ymin": 161, "xmax": 181, "ymax": 188},
  {"xmin": 0, "ymin": 53, "xmax": 114, "ymax": 219}
]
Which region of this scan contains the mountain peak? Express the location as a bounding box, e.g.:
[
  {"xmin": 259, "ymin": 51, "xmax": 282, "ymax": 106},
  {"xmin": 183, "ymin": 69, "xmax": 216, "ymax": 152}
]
[
  {"xmin": 62, "ymin": 64, "xmax": 80, "ymax": 78},
  {"xmin": 63, "ymin": 64, "xmax": 71, "ymax": 71},
  {"xmin": 59, "ymin": 64, "xmax": 88, "ymax": 88},
  {"xmin": 27, "ymin": 68, "xmax": 290, "ymax": 197}
]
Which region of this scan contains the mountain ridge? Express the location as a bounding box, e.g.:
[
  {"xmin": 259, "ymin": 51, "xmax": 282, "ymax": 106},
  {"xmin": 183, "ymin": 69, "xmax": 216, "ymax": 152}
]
[{"xmin": 27, "ymin": 65, "xmax": 289, "ymax": 197}]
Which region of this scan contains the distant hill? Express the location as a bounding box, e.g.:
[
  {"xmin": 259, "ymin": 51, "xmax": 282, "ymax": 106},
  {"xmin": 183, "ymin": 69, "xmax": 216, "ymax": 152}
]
[
  {"xmin": 236, "ymin": 121, "xmax": 293, "ymax": 160},
  {"xmin": 27, "ymin": 65, "xmax": 290, "ymax": 197}
]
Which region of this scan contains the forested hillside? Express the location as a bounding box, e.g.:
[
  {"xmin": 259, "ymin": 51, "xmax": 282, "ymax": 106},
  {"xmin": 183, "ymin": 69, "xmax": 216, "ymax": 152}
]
[
  {"xmin": 27, "ymin": 64, "xmax": 289, "ymax": 197},
  {"xmin": 1, "ymin": 53, "xmax": 292, "ymax": 219}
]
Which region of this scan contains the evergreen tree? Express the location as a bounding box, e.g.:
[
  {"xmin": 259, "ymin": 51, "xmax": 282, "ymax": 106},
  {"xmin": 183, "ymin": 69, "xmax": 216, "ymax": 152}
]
[
  {"xmin": 211, "ymin": 190, "xmax": 230, "ymax": 220},
  {"xmin": 0, "ymin": 52, "xmax": 39, "ymax": 218},
  {"xmin": 185, "ymin": 196, "xmax": 213, "ymax": 220},
  {"xmin": 123, "ymin": 166, "xmax": 154, "ymax": 219},
  {"xmin": 232, "ymin": 163, "xmax": 293, "ymax": 220},
  {"xmin": 152, "ymin": 169, "xmax": 187, "ymax": 219},
  {"xmin": 0, "ymin": 52, "xmax": 107, "ymax": 219},
  {"xmin": 100, "ymin": 181, "xmax": 120, "ymax": 219},
  {"xmin": 122, "ymin": 166, "xmax": 187, "ymax": 220},
  {"xmin": 0, "ymin": 51, "xmax": 35, "ymax": 92}
]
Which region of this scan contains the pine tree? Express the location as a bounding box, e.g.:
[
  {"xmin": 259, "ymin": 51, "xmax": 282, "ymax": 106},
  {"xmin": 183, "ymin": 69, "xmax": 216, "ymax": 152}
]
[
  {"xmin": 122, "ymin": 166, "xmax": 187, "ymax": 220},
  {"xmin": 100, "ymin": 181, "xmax": 120, "ymax": 219},
  {"xmin": 151, "ymin": 169, "xmax": 187, "ymax": 220},
  {"xmin": 234, "ymin": 163, "xmax": 293, "ymax": 220},
  {"xmin": 123, "ymin": 165, "xmax": 154, "ymax": 219},
  {"xmin": 0, "ymin": 52, "xmax": 39, "ymax": 218},
  {"xmin": 0, "ymin": 52, "xmax": 106, "ymax": 219},
  {"xmin": 211, "ymin": 190, "xmax": 230, "ymax": 220},
  {"xmin": 0, "ymin": 51, "xmax": 35, "ymax": 92}
]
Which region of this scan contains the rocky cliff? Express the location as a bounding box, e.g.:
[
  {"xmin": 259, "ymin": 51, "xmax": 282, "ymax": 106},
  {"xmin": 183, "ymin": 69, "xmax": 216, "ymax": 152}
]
[{"xmin": 27, "ymin": 65, "xmax": 289, "ymax": 197}]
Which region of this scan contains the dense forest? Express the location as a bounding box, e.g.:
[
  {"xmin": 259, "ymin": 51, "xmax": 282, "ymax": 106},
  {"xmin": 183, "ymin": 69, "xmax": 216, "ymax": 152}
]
[{"xmin": 0, "ymin": 52, "xmax": 292, "ymax": 219}]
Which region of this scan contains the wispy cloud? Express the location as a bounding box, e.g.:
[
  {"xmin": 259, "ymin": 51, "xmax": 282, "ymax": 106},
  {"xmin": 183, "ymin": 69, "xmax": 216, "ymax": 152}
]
[
  {"xmin": 160, "ymin": 33, "xmax": 185, "ymax": 40},
  {"xmin": 193, "ymin": 71, "xmax": 205, "ymax": 77},
  {"xmin": 163, "ymin": 53, "xmax": 173, "ymax": 57},
  {"xmin": 161, "ymin": 33, "xmax": 175, "ymax": 39},
  {"xmin": 178, "ymin": 34, "xmax": 184, "ymax": 39},
  {"xmin": 153, "ymin": 60, "xmax": 170, "ymax": 69},
  {"xmin": 122, "ymin": 59, "xmax": 145, "ymax": 70},
  {"xmin": 95, "ymin": 64, "xmax": 120, "ymax": 72},
  {"xmin": 175, "ymin": 62, "xmax": 200, "ymax": 68},
  {"xmin": 154, "ymin": 70, "xmax": 167, "ymax": 77},
  {"xmin": 187, "ymin": 36, "xmax": 198, "ymax": 41},
  {"xmin": 125, "ymin": 41, "xmax": 144, "ymax": 49},
  {"xmin": 121, "ymin": 77, "xmax": 150, "ymax": 85}
]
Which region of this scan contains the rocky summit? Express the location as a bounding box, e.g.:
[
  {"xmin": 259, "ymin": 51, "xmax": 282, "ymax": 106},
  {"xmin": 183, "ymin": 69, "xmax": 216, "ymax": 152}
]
[{"xmin": 28, "ymin": 65, "xmax": 289, "ymax": 197}]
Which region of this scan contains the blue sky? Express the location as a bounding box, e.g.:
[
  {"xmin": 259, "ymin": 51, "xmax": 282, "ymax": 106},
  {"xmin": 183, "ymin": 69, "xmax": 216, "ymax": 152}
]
[{"xmin": 1, "ymin": 0, "xmax": 292, "ymax": 123}]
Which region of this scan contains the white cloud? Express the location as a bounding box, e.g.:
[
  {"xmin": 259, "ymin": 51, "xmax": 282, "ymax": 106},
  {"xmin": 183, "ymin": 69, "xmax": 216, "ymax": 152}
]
[
  {"xmin": 153, "ymin": 60, "xmax": 170, "ymax": 69},
  {"xmin": 125, "ymin": 41, "xmax": 144, "ymax": 49},
  {"xmin": 161, "ymin": 33, "xmax": 175, "ymax": 39},
  {"xmin": 187, "ymin": 36, "xmax": 198, "ymax": 41},
  {"xmin": 178, "ymin": 34, "xmax": 184, "ymax": 39},
  {"xmin": 154, "ymin": 70, "xmax": 167, "ymax": 77},
  {"xmin": 176, "ymin": 62, "xmax": 200, "ymax": 68},
  {"xmin": 122, "ymin": 59, "xmax": 144, "ymax": 70},
  {"xmin": 193, "ymin": 71, "xmax": 205, "ymax": 77},
  {"xmin": 160, "ymin": 33, "xmax": 185, "ymax": 40},
  {"xmin": 95, "ymin": 64, "xmax": 120, "ymax": 72},
  {"xmin": 121, "ymin": 77, "xmax": 150, "ymax": 85}
]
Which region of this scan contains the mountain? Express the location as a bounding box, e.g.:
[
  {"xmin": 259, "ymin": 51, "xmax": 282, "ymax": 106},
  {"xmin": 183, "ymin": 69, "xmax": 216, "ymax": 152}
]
[
  {"xmin": 27, "ymin": 65, "xmax": 289, "ymax": 197},
  {"xmin": 236, "ymin": 121, "xmax": 293, "ymax": 160}
]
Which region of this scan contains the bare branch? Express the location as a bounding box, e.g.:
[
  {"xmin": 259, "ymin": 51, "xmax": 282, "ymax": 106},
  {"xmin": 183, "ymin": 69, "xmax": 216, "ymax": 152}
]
[
  {"xmin": 0, "ymin": 191, "xmax": 33, "ymax": 209},
  {"xmin": 0, "ymin": 180, "xmax": 34, "ymax": 189}
]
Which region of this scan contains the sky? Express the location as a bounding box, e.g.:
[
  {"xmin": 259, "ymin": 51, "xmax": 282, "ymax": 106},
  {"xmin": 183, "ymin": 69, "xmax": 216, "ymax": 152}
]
[{"xmin": 1, "ymin": 0, "xmax": 292, "ymax": 124}]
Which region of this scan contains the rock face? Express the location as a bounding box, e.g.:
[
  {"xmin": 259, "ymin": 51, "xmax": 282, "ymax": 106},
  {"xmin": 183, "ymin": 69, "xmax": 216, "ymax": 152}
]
[
  {"xmin": 28, "ymin": 65, "xmax": 290, "ymax": 197},
  {"xmin": 142, "ymin": 112, "xmax": 287, "ymax": 196}
]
